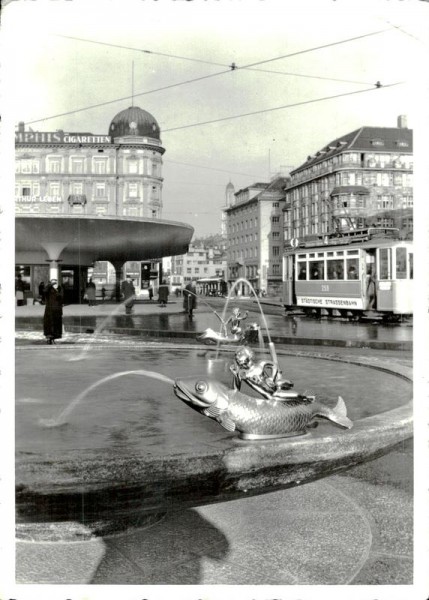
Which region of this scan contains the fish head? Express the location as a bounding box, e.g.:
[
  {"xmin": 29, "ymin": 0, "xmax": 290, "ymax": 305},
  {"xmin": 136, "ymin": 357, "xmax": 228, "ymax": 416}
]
[{"xmin": 173, "ymin": 377, "xmax": 230, "ymax": 414}]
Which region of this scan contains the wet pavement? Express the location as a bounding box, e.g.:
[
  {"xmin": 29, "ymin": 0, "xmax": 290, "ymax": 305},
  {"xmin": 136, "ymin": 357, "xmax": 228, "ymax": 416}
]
[{"xmin": 15, "ymin": 297, "xmax": 413, "ymax": 347}]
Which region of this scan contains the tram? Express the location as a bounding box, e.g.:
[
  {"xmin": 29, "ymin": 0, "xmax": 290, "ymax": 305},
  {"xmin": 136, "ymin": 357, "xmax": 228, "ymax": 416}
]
[{"xmin": 282, "ymin": 227, "xmax": 413, "ymax": 321}]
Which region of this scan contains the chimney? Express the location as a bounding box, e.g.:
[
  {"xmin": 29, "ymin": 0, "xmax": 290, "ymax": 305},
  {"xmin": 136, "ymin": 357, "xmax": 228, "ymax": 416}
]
[
  {"xmin": 18, "ymin": 121, "xmax": 25, "ymax": 133},
  {"xmin": 397, "ymin": 115, "xmax": 408, "ymax": 129}
]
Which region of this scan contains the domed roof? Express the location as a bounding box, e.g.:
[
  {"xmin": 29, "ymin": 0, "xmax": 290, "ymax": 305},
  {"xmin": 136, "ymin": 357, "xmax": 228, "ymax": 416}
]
[
  {"xmin": 109, "ymin": 106, "xmax": 161, "ymax": 140},
  {"xmin": 226, "ymin": 181, "xmax": 235, "ymax": 190}
]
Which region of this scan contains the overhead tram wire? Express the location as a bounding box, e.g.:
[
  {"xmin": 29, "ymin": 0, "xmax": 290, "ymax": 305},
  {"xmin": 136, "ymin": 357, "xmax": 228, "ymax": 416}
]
[
  {"xmin": 162, "ymin": 82, "xmax": 405, "ymax": 134},
  {"xmin": 26, "ymin": 28, "xmax": 392, "ymax": 126}
]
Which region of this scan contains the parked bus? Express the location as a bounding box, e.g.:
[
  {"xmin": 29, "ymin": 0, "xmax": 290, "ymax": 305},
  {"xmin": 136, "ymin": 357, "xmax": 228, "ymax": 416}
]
[
  {"xmin": 283, "ymin": 227, "xmax": 413, "ymax": 321},
  {"xmin": 197, "ymin": 277, "xmax": 228, "ymax": 297}
]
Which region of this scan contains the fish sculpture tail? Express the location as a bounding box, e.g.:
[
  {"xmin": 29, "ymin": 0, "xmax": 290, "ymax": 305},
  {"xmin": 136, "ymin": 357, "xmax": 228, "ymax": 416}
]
[{"xmin": 316, "ymin": 396, "xmax": 353, "ymax": 429}]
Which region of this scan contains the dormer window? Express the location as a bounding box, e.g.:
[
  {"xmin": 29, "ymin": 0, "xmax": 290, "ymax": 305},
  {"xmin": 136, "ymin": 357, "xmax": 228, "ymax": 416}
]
[
  {"xmin": 371, "ymin": 139, "xmax": 384, "ymax": 146},
  {"xmin": 396, "ymin": 140, "xmax": 409, "ymax": 147}
]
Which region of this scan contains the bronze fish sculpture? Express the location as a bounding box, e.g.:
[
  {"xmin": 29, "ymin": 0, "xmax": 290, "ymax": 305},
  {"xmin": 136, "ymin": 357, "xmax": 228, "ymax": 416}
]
[
  {"xmin": 197, "ymin": 328, "xmax": 243, "ymax": 345},
  {"xmin": 173, "ymin": 377, "xmax": 353, "ymax": 440}
]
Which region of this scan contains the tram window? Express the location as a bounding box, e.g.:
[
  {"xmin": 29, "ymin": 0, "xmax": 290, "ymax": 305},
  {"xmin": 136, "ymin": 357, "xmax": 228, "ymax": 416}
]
[
  {"xmin": 396, "ymin": 247, "xmax": 407, "ymax": 279},
  {"xmin": 297, "ymin": 263, "xmax": 307, "ymax": 280},
  {"xmin": 336, "ymin": 251, "xmax": 344, "ymax": 256},
  {"xmin": 327, "ymin": 259, "xmax": 344, "ymax": 280},
  {"xmin": 409, "ymin": 252, "xmax": 413, "ymax": 279},
  {"xmin": 309, "ymin": 260, "xmax": 324, "ymax": 280},
  {"xmin": 346, "ymin": 258, "xmax": 359, "ymax": 279},
  {"xmin": 379, "ymin": 248, "xmax": 392, "ymax": 280}
]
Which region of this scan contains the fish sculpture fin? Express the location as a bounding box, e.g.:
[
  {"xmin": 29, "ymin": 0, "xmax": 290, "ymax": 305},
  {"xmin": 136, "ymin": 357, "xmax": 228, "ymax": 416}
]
[
  {"xmin": 217, "ymin": 415, "xmax": 236, "ymax": 432},
  {"xmin": 330, "ymin": 396, "xmax": 353, "ymax": 429},
  {"xmin": 203, "ymin": 404, "xmax": 225, "ymax": 417}
]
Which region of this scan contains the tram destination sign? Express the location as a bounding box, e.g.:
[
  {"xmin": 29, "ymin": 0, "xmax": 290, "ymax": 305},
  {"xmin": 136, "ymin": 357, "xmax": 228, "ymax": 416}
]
[
  {"xmin": 16, "ymin": 131, "xmax": 111, "ymax": 144},
  {"xmin": 297, "ymin": 296, "xmax": 364, "ymax": 309}
]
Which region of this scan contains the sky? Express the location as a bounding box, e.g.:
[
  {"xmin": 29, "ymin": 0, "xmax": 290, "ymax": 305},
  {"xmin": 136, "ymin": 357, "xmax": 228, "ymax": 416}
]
[{"xmin": 3, "ymin": 0, "xmax": 429, "ymax": 238}]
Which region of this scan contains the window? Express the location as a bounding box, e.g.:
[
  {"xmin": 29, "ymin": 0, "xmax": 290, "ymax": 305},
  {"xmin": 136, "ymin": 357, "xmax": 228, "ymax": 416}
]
[
  {"xmin": 309, "ymin": 260, "xmax": 324, "ymax": 280},
  {"xmin": 396, "ymin": 247, "xmax": 407, "ymax": 279},
  {"xmin": 48, "ymin": 158, "xmax": 61, "ymax": 173},
  {"xmin": 272, "ymin": 216, "xmax": 280, "ymax": 223},
  {"xmin": 272, "ymin": 246, "xmax": 280, "ymax": 256},
  {"xmin": 379, "ymin": 248, "xmax": 392, "ymax": 280},
  {"xmin": 128, "ymin": 160, "xmax": 138, "ymax": 174},
  {"xmin": 346, "ymin": 258, "xmax": 359, "ymax": 279},
  {"xmin": 71, "ymin": 182, "xmax": 83, "ymax": 195},
  {"xmin": 49, "ymin": 182, "xmax": 60, "ymax": 196},
  {"xmin": 272, "ymin": 232, "xmax": 280, "ymax": 239},
  {"xmin": 71, "ymin": 159, "xmax": 84, "ymax": 174},
  {"xmin": 95, "ymin": 183, "xmax": 106, "ymax": 197},
  {"xmin": 272, "ymin": 264, "xmax": 280, "ymax": 275},
  {"xmin": 272, "ymin": 202, "xmax": 279, "ymax": 208},
  {"xmin": 21, "ymin": 160, "xmax": 32, "ymax": 174},
  {"xmin": 128, "ymin": 183, "xmax": 138, "ymax": 198},
  {"xmin": 327, "ymin": 259, "xmax": 344, "ymax": 280},
  {"xmin": 94, "ymin": 160, "xmax": 107, "ymax": 174}
]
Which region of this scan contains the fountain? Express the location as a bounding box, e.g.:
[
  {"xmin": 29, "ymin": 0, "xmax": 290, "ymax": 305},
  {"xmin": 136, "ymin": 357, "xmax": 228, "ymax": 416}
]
[{"xmin": 15, "ymin": 280, "xmax": 413, "ymax": 541}]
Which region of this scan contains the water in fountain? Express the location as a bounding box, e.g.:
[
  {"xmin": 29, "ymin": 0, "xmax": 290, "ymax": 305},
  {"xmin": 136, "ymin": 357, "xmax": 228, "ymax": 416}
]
[
  {"xmin": 215, "ymin": 277, "xmax": 276, "ymax": 362},
  {"xmin": 68, "ymin": 297, "xmax": 137, "ymax": 362},
  {"xmin": 39, "ymin": 369, "xmax": 174, "ymax": 428}
]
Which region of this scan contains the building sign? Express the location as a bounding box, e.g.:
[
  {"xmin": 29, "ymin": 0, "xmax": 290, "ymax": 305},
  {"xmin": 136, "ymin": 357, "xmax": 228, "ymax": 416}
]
[
  {"xmin": 15, "ymin": 131, "xmax": 111, "ymax": 144},
  {"xmin": 297, "ymin": 296, "xmax": 364, "ymax": 309},
  {"xmin": 15, "ymin": 196, "xmax": 63, "ymax": 203}
]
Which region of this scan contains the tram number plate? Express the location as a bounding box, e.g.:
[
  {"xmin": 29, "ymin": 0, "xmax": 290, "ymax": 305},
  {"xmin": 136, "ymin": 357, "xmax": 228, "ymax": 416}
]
[{"xmin": 321, "ymin": 285, "xmax": 329, "ymax": 292}]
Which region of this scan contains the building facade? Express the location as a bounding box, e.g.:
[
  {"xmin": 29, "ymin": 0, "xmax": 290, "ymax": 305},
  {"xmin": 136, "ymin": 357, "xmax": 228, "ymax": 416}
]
[
  {"xmin": 283, "ymin": 116, "xmax": 413, "ymax": 245},
  {"xmin": 15, "ymin": 106, "xmax": 193, "ymax": 302},
  {"xmin": 224, "ymin": 178, "xmax": 287, "ymax": 296},
  {"xmin": 171, "ymin": 242, "xmax": 227, "ymax": 288}
]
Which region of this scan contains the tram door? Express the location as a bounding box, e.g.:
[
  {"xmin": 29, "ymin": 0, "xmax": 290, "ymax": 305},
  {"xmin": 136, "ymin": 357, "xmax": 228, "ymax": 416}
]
[{"xmin": 283, "ymin": 255, "xmax": 295, "ymax": 307}]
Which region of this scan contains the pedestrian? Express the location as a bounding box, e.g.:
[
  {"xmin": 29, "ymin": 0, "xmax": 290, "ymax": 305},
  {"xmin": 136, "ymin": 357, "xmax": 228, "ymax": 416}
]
[
  {"xmin": 148, "ymin": 286, "xmax": 154, "ymax": 301},
  {"xmin": 86, "ymin": 278, "xmax": 96, "ymax": 307},
  {"xmin": 122, "ymin": 278, "xmax": 135, "ymax": 314},
  {"xmin": 158, "ymin": 280, "xmax": 169, "ymax": 307},
  {"xmin": 101, "ymin": 287, "xmax": 106, "ymax": 302},
  {"xmin": 366, "ymin": 268, "xmax": 376, "ymax": 310},
  {"xmin": 39, "ymin": 280, "xmax": 46, "ymax": 304},
  {"xmin": 15, "ymin": 274, "xmax": 25, "ymax": 306},
  {"xmin": 43, "ymin": 279, "xmax": 63, "ymax": 344},
  {"xmin": 183, "ymin": 280, "xmax": 197, "ymax": 318}
]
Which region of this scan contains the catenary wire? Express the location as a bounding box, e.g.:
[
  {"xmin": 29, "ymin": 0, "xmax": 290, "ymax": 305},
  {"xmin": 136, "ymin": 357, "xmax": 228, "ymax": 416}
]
[
  {"xmin": 25, "ymin": 28, "xmax": 391, "ymax": 126},
  {"xmin": 162, "ymin": 82, "xmax": 404, "ymax": 133},
  {"xmin": 55, "ymin": 33, "xmax": 376, "ymax": 85}
]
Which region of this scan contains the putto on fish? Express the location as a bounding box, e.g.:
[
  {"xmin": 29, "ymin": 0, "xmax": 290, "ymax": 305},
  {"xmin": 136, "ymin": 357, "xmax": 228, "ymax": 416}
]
[{"xmin": 173, "ymin": 376, "xmax": 353, "ymax": 440}]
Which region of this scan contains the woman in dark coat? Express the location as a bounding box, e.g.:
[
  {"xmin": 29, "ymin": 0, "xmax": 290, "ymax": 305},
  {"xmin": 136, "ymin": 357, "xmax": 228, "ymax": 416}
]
[
  {"xmin": 43, "ymin": 279, "xmax": 63, "ymax": 344},
  {"xmin": 158, "ymin": 280, "xmax": 169, "ymax": 307},
  {"xmin": 183, "ymin": 281, "xmax": 197, "ymax": 317}
]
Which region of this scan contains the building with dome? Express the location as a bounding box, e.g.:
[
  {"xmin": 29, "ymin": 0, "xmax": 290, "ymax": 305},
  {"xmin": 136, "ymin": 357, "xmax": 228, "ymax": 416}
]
[{"xmin": 15, "ymin": 106, "xmax": 194, "ymax": 303}]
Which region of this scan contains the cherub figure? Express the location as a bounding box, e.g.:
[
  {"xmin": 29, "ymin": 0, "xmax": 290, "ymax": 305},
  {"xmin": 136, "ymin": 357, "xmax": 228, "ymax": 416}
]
[
  {"xmin": 213, "ymin": 307, "xmax": 248, "ymax": 338},
  {"xmin": 230, "ymin": 346, "xmax": 296, "ymax": 400}
]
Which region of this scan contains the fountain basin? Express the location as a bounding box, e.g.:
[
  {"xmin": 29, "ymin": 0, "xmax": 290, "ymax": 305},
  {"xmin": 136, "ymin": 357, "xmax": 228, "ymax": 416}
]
[{"xmin": 16, "ymin": 343, "xmax": 412, "ymax": 540}]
